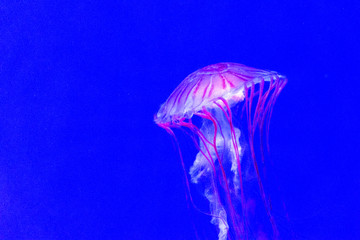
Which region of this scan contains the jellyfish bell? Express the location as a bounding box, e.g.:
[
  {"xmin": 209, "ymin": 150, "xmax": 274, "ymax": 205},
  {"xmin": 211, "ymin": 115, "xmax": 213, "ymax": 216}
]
[
  {"xmin": 154, "ymin": 62, "xmax": 287, "ymax": 240},
  {"xmin": 155, "ymin": 62, "xmax": 285, "ymax": 124}
]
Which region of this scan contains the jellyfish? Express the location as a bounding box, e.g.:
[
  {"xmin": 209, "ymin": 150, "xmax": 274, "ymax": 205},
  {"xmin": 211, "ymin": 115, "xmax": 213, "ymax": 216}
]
[{"xmin": 154, "ymin": 62, "xmax": 287, "ymax": 240}]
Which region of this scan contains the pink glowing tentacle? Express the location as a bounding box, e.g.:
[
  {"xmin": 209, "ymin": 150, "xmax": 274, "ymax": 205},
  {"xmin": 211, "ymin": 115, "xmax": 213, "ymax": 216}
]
[
  {"xmin": 245, "ymin": 82, "xmax": 257, "ymax": 168},
  {"xmin": 178, "ymin": 122, "xmax": 217, "ymax": 175},
  {"xmin": 258, "ymin": 78, "xmax": 274, "ymax": 162},
  {"xmin": 216, "ymin": 98, "xmax": 248, "ymax": 234},
  {"xmin": 249, "ymin": 81, "xmax": 256, "ymax": 137},
  {"xmin": 265, "ymin": 77, "xmax": 287, "ymax": 152},
  {"xmin": 253, "ymin": 78, "xmax": 265, "ymax": 131},
  {"xmin": 161, "ymin": 123, "xmax": 232, "ymax": 239},
  {"xmin": 262, "ymin": 77, "xmax": 285, "ymax": 152},
  {"xmin": 196, "ymin": 111, "xmax": 228, "ymax": 191},
  {"xmin": 243, "ymin": 83, "xmax": 279, "ymax": 238},
  {"xmin": 200, "ymin": 107, "xmax": 244, "ymax": 239},
  {"xmin": 254, "ymin": 79, "xmax": 268, "ymax": 164},
  {"xmin": 182, "ymin": 118, "xmax": 233, "ymax": 197},
  {"xmin": 185, "ymin": 122, "xmax": 234, "ymax": 240},
  {"xmin": 178, "ymin": 120, "xmax": 225, "ymax": 205},
  {"xmin": 216, "ymin": 99, "xmax": 245, "ymax": 195},
  {"xmin": 212, "ymin": 114, "xmax": 227, "ymax": 171},
  {"xmin": 180, "ymin": 119, "xmax": 227, "ymax": 193}
]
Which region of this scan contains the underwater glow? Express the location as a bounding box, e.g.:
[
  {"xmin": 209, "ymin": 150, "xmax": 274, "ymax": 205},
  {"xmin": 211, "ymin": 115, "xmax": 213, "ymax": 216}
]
[{"xmin": 155, "ymin": 62, "xmax": 287, "ymax": 240}]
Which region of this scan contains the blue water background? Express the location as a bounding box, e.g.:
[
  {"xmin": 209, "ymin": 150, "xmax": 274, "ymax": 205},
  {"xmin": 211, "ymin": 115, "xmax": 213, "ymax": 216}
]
[{"xmin": 1, "ymin": 1, "xmax": 359, "ymax": 239}]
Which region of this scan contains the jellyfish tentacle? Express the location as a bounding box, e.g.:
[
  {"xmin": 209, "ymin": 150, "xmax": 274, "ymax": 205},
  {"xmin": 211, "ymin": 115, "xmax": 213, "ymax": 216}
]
[
  {"xmin": 172, "ymin": 120, "xmax": 233, "ymax": 240},
  {"xmin": 200, "ymin": 107, "xmax": 245, "ymax": 239},
  {"xmin": 215, "ymin": 98, "xmax": 250, "ymax": 239},
  {"xmin": 188, "ymin": 119, "xmax": 232, "ymax": 240},
  {"xmin": 244, "ymin": 81, "xmax": 280, "ymax": 238}
]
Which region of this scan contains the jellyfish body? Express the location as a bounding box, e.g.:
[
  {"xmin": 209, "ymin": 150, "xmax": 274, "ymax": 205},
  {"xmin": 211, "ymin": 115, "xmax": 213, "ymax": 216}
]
[{"xmin": 155, "ymin": 63, "xmax": 287, "ymax": 240}]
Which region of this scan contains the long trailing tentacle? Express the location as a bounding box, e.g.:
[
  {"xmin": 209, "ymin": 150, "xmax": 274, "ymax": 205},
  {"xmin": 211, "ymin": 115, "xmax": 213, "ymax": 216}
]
[
  {"xmin": 198, "ymin": 107, "xmax": 245, "ymax": 239},
  {"xmin": 215, "ymin": 98, "xmax": 250, "ymax": 239},
  {"xmin": 159, "ymin": 122, "xmax": 232, "ymax": 240},
  {"xmin": 216, "ymin": 98, "xmax": 247, "ymax": 213},
  {"xmin": 243, "ymin": 79, "xmax": 280, "ymax": 238}
]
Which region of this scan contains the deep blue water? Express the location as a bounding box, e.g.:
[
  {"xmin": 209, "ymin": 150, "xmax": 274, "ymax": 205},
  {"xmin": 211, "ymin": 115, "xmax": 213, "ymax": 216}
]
[{"xmin": 1, "ymin": 1, "xmax": 359, "ymax": 239}]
